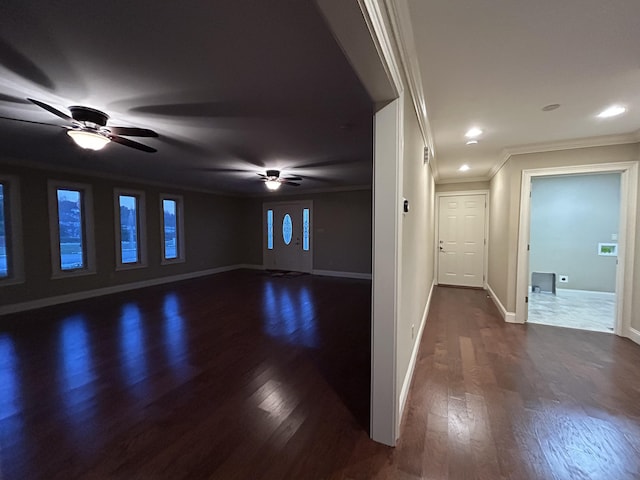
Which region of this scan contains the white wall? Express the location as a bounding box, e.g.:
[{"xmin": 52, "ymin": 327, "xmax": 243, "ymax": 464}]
[
  {"xmin": 397, "ymin": 91, "xmax": 435, "ymax": 419},
  {"xmin": 530, "ymin": 173, "xmax": 620, "ymax": 292}
]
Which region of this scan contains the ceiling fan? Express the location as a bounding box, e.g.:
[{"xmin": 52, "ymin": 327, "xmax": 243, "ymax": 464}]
[
  {"xmin": 258, "ymin": 169, "xmax": 302, "ymax": 190},
  {"xmin": 4, "ymin": 98, "xmax": 158, "ymax": 153}
]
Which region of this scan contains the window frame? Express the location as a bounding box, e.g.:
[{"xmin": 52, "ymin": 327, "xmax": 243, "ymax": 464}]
[
  {"xmin": 0, "ymin": 175, "xmax": 24, "ymax": 286},
  {"xmin": 114, "ymin": 188, "xmax": 147, "ymax": 270},
  {"xmin": 160, "ymin": 194, "xmax": 185, "ymax": 265},
  {"xmin": 48, "ymin": 180, "xmax": 96, "ymax": 279}
]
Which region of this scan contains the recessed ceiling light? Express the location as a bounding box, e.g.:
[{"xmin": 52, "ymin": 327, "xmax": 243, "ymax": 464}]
[
  {"xmin": 542, "ymin": 104, "xmax": 560, "ymax": 112},
  {"xmin": 597, "ymin": 105, "xmax": 626, "ymax": 118},
  {"xmin": 459, "ymin": 164, "xmax": 470, "ymax": 172},
  {"xmin": 465, "ymin": 127, "xmax": 483, "ymax": 138},
  {"xmin": 466, "ymin": 140, "xmax": 478, "ymax": 145}
]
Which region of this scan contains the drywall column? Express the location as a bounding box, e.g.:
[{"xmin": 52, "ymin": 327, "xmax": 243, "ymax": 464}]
[{"xmin": 371, "ymin": 97, "xmax": 402, "ymax": 446}]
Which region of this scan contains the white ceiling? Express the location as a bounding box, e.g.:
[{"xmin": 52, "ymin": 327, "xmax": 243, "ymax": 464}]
[
  {"xmin": 0, "ymin": 1, "xmax": 373, "ymax": 195},
  {"xmin": 406, "ymin": 0, "xmax": 640, "ymax": 181}
]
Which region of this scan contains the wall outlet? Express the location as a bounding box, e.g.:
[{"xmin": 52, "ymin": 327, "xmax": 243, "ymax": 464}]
[
  {"xmin": 611, "ymin": 233, "xmax": 618, "ymax": 241},
  {"xmin": 559, "ymin": 275, "xmax": 569, "ymax": 283}
]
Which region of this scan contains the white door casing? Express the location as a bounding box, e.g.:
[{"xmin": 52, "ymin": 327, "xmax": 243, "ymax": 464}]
[
  {"xmin": 437, "ymin": 193, "xmax": 487, "ymax": 287},
  {"xmin": 263, "ymin": 201, "xmax": 312, "ymax": 273},
  {"xmin": 515, "ymin": 162, "xmax": 638, "ymax": 339}
]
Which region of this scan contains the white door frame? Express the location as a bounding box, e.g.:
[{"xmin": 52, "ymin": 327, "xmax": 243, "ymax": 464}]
[
  {"xmin": 262, "ymin": 200, "xmax": 314, "ymax": 273},
  {"xmin": 434, "ymin": 190, "xmax": 490, "ymax": 288},
  {"xmin": 515, "ymin": 162, "xmax": 638, "ymax": 339}
]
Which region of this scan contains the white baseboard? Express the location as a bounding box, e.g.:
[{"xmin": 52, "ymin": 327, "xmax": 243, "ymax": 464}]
[
  {"xmin": 628, "ymin": 327, "xmax": 640, "ymax": 346},
  {"xmin": 486, "ymin": 283, "xmax": 519, "ymax": 324},
  {"xmin": 0, "ymin": 264, "xmax": 244, "ymax": 316},
  {"xmin": 311, "ymin": 269, "xmax": 372, "ymax": 280},
  {"xmin": 398, "ymin": 280, "xmax": 435, "ymax": 429}
]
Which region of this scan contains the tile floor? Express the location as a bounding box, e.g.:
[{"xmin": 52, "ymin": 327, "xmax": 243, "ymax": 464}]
[{"xmin": 527, "ymin": 288, "xmax": 616, "ymax": 333}]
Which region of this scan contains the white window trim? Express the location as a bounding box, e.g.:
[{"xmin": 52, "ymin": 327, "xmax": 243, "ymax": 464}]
[
  {"xmin": 48, "ymin": 180, "xmax": 96, "ymax": 279},
  {"xmin": 114, "ymin": 188, "xmax": 148, "ymax": 271},
  {"xmin": 0, "ymin": 174, "xmax": 24, "ymax": 286},
  {"xmin": 160, "ymin": 194, "xmax": 185, "ymax": 265}
]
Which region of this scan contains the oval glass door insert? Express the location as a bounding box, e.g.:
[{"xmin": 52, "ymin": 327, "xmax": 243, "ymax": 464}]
[{"xmin": 282, "ymin": 214, "xmax": 293, "ymax": 245}]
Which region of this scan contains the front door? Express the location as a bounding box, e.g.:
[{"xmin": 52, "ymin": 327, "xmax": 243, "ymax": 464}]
[
  {"xmin": 437, "ymin": 194, "xmax": 486, "ymax": 287},
  {"xmin": 264, "ymin": 201, "xmax": 312, "ymax": 273}
]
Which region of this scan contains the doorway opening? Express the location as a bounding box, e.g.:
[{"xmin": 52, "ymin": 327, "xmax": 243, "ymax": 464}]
[
  {"xmin": 263, "ymin": 200, "xmax": 313, "ymax": 273},
  {"xmin": 527, "ymin": 173, "xmax": 620, "ymax": 333},
  {"xmin": 515, "ymin": 161, "xmax": 638, "ymax": 339}
]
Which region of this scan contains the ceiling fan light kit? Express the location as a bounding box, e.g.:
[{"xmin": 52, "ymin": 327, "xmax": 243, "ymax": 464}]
[
  {"xmin": 66, "ymin": 130, "xmax": 110, "ymax": 150},
  {"xmin": 20, "ymin": 98, "xmax": 158, "ymax": 153},
  {"xmin": 265, "ymin": 179, "xmax": 281, "ymax": 190},
  {"xmin": 258, "ymin": 169, "xmax": 302, "ymax": 190}
]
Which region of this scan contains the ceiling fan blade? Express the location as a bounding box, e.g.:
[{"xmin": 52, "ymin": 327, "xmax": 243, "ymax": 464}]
[
  {"xmin": 282, "ymin": 181, "xmax": 300, "ymax": 186},
  {"xmin": 257, "ymin": 173, "xmax": 267, "ymax": 178},
  {"xmin": 0, "ymin": 115, "xmax": 65, "ymax": 128},
  {"xmin": 109, "ymin": 135, "xmax": 157, "ymax": 153},
  {"xmin": 108, "ymin": 126, "xmax": 158, "ymax": 137},
  {"xmin": 27, "ymin": 98, "xmax": 72, "ymax": 122},
  {"xmin": 282, "ymin": 176, "xmax": 302, "ymax": 181},
  {"xmin": 0, "ymin": 93, "xmax": 30, "ymax": 104}
]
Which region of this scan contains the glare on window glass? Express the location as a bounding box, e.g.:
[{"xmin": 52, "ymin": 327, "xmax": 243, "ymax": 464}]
[
  {"xmin": 282, "ymin": 214, "xmax": 292, "ymax": 245},
  {"xmin": 303, "ymin": 208, "xmax": 310, "ymax": 251},
  {"xmin": 267, "ymin": 210, "xmax": 273, "ymax": 250},
  {"xmin": 0, "ymin": 184, "xmax": 7, "ymax": 278},
  {"xmin": 163, "ymin": 199, "xmax": 177, "ymax": 259},
  {"xmin": 119, "ymin": 195, "xmax": 138, "ymax": 264},
  {"xmin": 57, "ymin": 189, "xmax": 85, "ymax": 270}
]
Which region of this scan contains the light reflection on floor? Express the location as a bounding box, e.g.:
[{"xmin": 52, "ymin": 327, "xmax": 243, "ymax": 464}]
[
  {"xmin": 163, "ymin": 293, "xmax": 190, "ymax": 376},
  {"xmin": 262, "ymin": 280, "xmax": 318, "ymax": 348},
  {"xmin": 119, "ymin": 304, "xmax": 148, "ymax": 390},
  {"xmin": 58, "ymin": 315, "xmax": 98, "ymax": 447}
]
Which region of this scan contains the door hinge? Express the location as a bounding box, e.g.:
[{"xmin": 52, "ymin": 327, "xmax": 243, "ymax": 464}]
[
  {"xmin": 484, "ymin": 238, "xmax": 486, "ymax": 245},
  {"xmin": 525, "ymin": 296, "xmax": 528, "ymax": 303},
  {"xmin": 527, "ymin": 244, "xmax": 530, "ymax": 251}
]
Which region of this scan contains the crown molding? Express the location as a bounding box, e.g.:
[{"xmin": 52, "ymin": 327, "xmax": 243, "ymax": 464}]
[
  {"xmin": 0, "ymin": 155, "xmax": 246, "ymax": 197},
  {"xmin": 382, "ymin": 0, "xmax": 439, "ymax": 181},
  {"xmin": 436, "ymin": 176, "xmax": 489, "ymax": 185},
  {"xmin": 489, "ymin": 132, "xmax": 640, "ymax": 179}
]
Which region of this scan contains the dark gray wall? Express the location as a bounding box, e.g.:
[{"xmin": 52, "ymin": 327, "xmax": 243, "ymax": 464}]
[
  {"xmin": 0, "ymin": 162, "xmax": 247, "ymax": 307},
  {"xmin": 250, "ymin": 189, "xmax": 373, "ymax": 274}
]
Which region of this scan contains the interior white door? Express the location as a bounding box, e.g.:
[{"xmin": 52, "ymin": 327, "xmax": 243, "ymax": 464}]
[
  {"xmin": 264, "ymin": 201, "xmax": 312, "ymax": 272},
  {"xmin": 437, "ymin": 194, "xmax": 486, "ymax": 287}
]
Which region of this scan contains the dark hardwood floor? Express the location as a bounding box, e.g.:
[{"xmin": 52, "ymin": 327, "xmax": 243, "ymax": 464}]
[{"xmin": 1, "ymin": 273, "xmax": 639, "ymax": 479}]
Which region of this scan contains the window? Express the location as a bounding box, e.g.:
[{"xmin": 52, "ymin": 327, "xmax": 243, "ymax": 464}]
[
  {"xmin": 160, "ymin": 194, "xmax": 185, "ymax": 264},
  {"xmin": 0, "ymin": 183, "xmax": 7, "ymax": 278},
  {"xmin": 303, "ymin": 208, "xmax": 310, "ymax": 251},
  {"xmin": 114, "ymin": 189, "xmax": 147, "ymax": 269},
  {"xmin": 0, "ymin": 176, "xmax": 23, "ymax": 285},
  {"xmin": 282, "ymin": 214, "xmax": 292, "ymax": 245},
  {"xmin": 48, "ymin": 181, "xmax": 95, "ymax": 278},
  {"xmin": 267, "ymin": 209, "xmax": 273, "ymax": 250}
]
